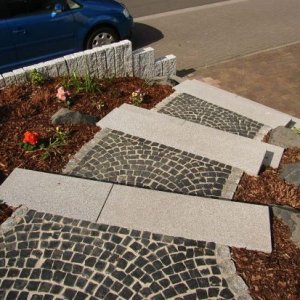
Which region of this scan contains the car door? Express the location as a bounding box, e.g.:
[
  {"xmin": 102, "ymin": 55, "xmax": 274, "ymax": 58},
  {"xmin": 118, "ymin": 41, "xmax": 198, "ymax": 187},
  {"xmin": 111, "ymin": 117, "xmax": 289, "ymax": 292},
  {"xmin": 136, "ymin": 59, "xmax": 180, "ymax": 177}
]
[
  {"xmin": 0, "ymin": 0, "xmax": 18, "ymax": 73},
  {"xmin": 5, "ymin": 0, "xmax": 78, "ymax": 66}
]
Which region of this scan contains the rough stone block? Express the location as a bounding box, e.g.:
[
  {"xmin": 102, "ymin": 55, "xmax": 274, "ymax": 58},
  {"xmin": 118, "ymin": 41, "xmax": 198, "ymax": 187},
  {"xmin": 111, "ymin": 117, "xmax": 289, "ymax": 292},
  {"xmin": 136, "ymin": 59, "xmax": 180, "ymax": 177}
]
[
  {"xmin": 269, "ymin": 126, "xmax": 300, "ymax": 148},
  {"xmin": 0, "ymin": 74, "xmax": 6, "ymax": 88},
  {"xmin": 33, "ymin": 62, "xmax": 49, "ymax": 78},
  {"xmin": 13, "ymin": 68, "xmax": 28, "ymax": 84},
  {"xmin": 154, "ymin": 59, "xmax": 163, "ymax": 77},
  {"xmin": 133, "ymin": 47, "xmax": 155, "ymax": 79},
  {"xmin": 102, "ymin": 44, "xmax": 116, "ymax": 78},
  {"xmin": 2, "ymin": 72, "xmax": 16, "ymax": 86},
  {"xmin": 72, "ymin": 52, "xmax": 89, "ymax": 77},
  {"xmin": 279, "ymin": 163, "xmax": 300, "ymax": 187},
  {"xmin": 84, "ymin": 49, "xmax": 99, "ymax": 78},
  {"xmin": 114, "ymin": 40, "xmax": 133, "ymax": 77},
  {"xmin": 64, "ymin": 54, "xmax": 80, "ymax": 76},
  {"xmin": 155, "ymin": 55, "xmax": 176, "ymax": 77},
  {"xmin": 52, "ymin": 57, "xmax": 69, "ymax": 77},
  {"xmin": 94, "ymin": 47, "xmax": 107, "ymax": 78},
  {"xmin": 43, "ymin": 60, "xmax": 59, "ymax": 78}
]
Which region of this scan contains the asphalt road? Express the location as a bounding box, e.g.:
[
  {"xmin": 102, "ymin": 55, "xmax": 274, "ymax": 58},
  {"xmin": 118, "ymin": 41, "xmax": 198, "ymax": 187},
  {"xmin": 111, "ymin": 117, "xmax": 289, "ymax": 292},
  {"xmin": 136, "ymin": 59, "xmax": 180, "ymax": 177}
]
[
  {"xmin": 124, "ymin": 0, "xmax": 300, "ymax": 72},
  {"xmin": 122, "ymin": 0, "xmax": 229, "ymax": 18}
]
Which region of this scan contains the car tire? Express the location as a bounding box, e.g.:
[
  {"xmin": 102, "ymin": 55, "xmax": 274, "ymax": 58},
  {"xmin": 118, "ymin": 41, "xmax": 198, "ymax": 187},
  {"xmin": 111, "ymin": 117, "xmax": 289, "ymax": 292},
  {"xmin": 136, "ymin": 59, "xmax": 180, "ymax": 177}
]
[{"xmin": 85, "ymin": 27, "xmax": 119, "ymax": 49}]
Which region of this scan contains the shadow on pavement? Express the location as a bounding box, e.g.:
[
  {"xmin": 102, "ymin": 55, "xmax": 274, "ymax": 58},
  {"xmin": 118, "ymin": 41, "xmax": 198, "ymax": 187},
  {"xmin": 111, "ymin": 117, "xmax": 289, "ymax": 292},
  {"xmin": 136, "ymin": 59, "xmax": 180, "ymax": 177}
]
[{"xmin": 132, "ymin": 23, "xmax": 164, "ymax": 50}]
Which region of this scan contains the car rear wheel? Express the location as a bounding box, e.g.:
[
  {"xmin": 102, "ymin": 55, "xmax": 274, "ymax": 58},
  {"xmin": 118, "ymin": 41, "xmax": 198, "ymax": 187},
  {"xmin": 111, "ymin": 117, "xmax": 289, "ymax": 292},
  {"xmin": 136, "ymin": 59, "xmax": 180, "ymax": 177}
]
[{"xmin": 85, "ymin": 27, "xmax": 119, "ymax": 49}]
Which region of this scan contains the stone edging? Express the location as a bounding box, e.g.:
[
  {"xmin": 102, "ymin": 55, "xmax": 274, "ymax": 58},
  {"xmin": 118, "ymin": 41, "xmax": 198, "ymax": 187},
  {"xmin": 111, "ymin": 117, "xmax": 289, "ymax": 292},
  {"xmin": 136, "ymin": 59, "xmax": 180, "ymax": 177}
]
[
  {"xmin": 216, "ymin": 245, "xmax": 252, "ymax": 300},
  {"xmin": 0, "ymin": 41, "xmax": 176, "ymax": 89},
  {"xmin": 62, "ymin": 128, "xmax": 112, "ymax": 175}
]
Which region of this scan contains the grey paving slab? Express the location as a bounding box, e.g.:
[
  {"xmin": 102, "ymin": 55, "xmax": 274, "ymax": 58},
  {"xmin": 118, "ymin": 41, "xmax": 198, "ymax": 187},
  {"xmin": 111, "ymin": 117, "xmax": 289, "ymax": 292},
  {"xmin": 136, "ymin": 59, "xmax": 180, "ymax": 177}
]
[
  {"xmin": 0, "ymin": 208, "xmax": 252, "ymax": 300},
  {"xmin": 119, "ymin": 104, "xmax": 283, "ymax": 168},
  {"xmin": 98, "ymin": 105, "xmax": 284, "ymax": 175},
  {"xmin": 99, "ymin": 184, "xmax": 272, "ymax": 252},
  {"xmin": 0, "ymin": 168, "xmax": 112, "ymax": 222},
  {"xmin": 174, "ymin": 80, "xmax": 292, "ymax": 128}
]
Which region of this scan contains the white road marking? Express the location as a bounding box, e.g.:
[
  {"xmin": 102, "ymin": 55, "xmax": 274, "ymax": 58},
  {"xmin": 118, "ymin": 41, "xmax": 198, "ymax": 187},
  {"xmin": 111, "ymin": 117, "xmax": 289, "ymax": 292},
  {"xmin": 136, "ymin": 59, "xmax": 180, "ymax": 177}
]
[{"xmin": 135, "ymin": 0, "xmax": 248, "ymax": 21}]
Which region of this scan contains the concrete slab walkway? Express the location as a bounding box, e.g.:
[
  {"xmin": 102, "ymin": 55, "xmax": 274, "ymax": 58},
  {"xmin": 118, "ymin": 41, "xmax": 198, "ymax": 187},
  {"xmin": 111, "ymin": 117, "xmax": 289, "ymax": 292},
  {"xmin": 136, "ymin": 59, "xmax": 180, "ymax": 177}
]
[
  {"xmin": 98, "ymin": 104, "xmax": 284, "ymax": 175},
  {"xmin": 0, "ymin": 168, "xmax": 271, "ymax": 252},
  {"xmin": 174, "ymin": 80, "xmax": 292, "ymax": 128}
]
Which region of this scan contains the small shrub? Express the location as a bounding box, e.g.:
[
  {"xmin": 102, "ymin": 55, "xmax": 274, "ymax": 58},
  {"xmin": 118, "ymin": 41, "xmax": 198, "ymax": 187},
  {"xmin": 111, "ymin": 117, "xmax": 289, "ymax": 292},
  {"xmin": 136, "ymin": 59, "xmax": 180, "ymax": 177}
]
[
  {"xmin": 63, "ymin": 72, "xmax": 100, "ymax": 94},
  {"xmin": 131, "ymin": 89, "xmax": 144, "ymax": 106},
  {"xmin": 29, "ymin": 69, "xmax": 45, "ymax": 86}
]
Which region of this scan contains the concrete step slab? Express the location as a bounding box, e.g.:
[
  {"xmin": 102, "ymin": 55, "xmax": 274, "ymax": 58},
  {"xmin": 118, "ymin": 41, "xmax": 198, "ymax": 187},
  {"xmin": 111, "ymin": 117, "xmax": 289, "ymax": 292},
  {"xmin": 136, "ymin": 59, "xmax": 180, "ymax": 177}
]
[
  {"xmin": 98, "ymin": 184, "xmax": 272, "ymax": 252},
  {"xmin": 98, "ymin": 105, "xmax": 284, "ymax": 175},
  {"xmin": 0, "ymin": 169, "xmax": 271, "ymax": 252},
  {"xmin": 174, "ymin": 80, "xmax": 292, "ymax": 128},
  {"xmin": 0, "ymin": 168, "xmax": 112, "ymax": 222}
]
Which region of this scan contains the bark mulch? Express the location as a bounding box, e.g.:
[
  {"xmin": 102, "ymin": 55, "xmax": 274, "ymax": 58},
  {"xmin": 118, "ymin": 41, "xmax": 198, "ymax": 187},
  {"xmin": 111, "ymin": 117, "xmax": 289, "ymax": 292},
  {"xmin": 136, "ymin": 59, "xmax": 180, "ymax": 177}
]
[
  {"xmin": 0, "ymin": 76, "xmax": 173, "ymax": 224},
  {"xmin": 231, "ymin": 218, "xmax": 300, "ymax": 300},
  {"xmin": 234, "ymin": 148, "xmax": 300, "ymax": 210}
]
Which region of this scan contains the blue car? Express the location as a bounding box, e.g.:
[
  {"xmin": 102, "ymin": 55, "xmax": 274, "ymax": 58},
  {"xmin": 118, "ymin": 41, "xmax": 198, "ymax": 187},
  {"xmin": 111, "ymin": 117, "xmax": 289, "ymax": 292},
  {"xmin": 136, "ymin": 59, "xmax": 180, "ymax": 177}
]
[{"xmin": 0, "ymin": 0, "xmax": 133, "ymax": 73}]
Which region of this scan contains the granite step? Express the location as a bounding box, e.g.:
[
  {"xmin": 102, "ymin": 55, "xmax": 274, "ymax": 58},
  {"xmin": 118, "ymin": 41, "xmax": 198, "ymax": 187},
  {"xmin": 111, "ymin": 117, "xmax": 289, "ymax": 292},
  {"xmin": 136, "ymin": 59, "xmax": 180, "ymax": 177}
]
[
  {"xmin": 154, "ymin": 92, "xmax": 270, "ymax": 140},
  {"xmin": 98, "ymin": 104, "xmax": 284, "ymax": 175},
  {"xmin": 174, "ymin": 79, "xmax": 292, "ymax": 128},
  {"xmin": 0, "ymin": 207, "xmax": 252, "ymax": 300},
  {"xmin": 64, "ymin": 128, "xmax": 242, "ymax": 200},
  {"xmin": 0, "ymin": 168, "xmax": 271, "ymax": 252}
]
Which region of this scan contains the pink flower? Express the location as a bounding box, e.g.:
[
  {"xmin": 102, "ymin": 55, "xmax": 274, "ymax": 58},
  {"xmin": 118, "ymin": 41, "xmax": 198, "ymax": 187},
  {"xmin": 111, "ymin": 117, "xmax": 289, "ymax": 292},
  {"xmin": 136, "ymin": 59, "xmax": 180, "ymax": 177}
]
[{"xmin": 56, "ymin": 86, "xmax": 71, "ymax": 101}]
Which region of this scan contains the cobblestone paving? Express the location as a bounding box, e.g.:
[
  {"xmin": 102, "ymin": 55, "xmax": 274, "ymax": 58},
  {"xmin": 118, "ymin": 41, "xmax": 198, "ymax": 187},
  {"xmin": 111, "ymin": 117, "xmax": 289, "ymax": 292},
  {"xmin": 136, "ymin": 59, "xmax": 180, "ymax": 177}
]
[
  {"xmin": 64, "ymin": 129, "xmax": 242, "ymax": 199},
  {"xmin": 0, "ymin": 207, "xmax": 251, "ymax": 299},
  {"xmin": 157, "ymin": 93, "xmax": 264, "ymax": 139}
]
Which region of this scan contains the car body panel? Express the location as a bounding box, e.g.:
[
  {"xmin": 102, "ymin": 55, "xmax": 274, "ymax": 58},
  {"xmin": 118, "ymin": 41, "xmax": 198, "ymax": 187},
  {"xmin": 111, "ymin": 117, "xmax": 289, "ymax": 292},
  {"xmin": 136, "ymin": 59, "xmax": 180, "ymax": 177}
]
[{"xmin": 0, "ymin": 0, "xmax": 133, "ymax": 73}]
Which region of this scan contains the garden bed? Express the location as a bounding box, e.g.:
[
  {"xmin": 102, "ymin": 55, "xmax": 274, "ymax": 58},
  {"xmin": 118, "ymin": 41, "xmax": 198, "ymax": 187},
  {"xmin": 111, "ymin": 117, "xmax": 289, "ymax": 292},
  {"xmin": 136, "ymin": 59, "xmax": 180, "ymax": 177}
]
[{"xmin": 0, "ymin": 74, "xmax": 300, "ymax": 299}]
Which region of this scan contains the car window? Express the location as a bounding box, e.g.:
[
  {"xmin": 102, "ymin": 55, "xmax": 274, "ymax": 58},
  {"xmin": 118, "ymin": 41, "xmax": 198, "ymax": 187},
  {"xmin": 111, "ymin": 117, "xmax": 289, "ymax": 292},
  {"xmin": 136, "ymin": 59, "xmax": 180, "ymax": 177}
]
[
  {"xmin": 66, "ymin": 0, "xmax": 80, "ymax": 9},
  {"xmin": 6, "ymin": 0, "xmax": 67, "ymax": 18}
]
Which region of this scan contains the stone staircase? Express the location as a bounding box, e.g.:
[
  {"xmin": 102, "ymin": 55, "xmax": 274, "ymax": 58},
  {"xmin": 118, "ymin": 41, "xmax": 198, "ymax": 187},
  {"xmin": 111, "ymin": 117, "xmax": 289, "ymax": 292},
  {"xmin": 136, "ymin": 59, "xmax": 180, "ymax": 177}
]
[{"xmin": 1, "ymin": 79, "xmax": 294, "ymax": 299}]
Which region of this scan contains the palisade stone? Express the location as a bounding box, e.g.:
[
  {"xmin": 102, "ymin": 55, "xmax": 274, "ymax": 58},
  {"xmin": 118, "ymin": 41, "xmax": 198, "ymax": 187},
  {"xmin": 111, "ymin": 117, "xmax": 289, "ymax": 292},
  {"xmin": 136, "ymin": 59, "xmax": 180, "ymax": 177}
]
[
  {"xmin": 103, "ymin": 44, "xmax": 116, "ymax": 77},
  {"xmin": 0, "ymin": 74, "xmax": 5, "ymax": 88},
  {"xmin": 2, "ymin": 72, "xmax": 16, "ymax": 86},
  {"xmin": 12, "ymin": 68, "xmax": 27, "ymax": 84},
  {"xmin": 133, "ymin": 47, "xmax": 155, "ymax": 79}
]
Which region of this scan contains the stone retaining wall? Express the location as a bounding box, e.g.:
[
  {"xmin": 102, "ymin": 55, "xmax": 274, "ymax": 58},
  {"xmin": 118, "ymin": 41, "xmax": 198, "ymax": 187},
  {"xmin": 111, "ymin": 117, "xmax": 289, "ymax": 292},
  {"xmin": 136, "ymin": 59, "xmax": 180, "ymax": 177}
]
[{"xmin": 0, "ymin": 40, "xmax": 176, "ymax": 88}]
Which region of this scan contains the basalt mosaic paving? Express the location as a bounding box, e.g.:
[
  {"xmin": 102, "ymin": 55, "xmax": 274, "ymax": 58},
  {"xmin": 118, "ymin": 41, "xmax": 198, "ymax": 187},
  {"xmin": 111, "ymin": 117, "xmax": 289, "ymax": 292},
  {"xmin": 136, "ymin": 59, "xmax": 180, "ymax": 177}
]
[
  {"xmin": 0, "ymin": 207, "xmax": 251, "ymax": 299},
  {"xmin": 157, "ymin": 93, "xmax": 264, "ymax": 139},
  {"xmin": 64, "ymin": 129, "xmax": 242, "ymax": 199}
]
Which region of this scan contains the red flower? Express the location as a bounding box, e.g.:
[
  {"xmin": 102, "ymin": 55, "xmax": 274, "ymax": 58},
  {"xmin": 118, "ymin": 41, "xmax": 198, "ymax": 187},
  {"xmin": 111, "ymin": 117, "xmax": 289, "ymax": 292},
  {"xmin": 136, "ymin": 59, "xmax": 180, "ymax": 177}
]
[{"xmin": 23, "ymin": 131, "xmax": 39, "ymax": 145}]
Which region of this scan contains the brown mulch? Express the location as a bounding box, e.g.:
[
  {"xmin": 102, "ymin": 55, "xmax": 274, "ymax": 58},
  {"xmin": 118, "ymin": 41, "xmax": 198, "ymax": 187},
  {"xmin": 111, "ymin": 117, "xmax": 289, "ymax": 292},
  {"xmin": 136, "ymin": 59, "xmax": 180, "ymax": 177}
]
[
  {"xmin": 0, "ymin": 76, "xmax": 173, "ymax": 224},
  {"xmin": 231, "ymin": 218, "xmax": 300, "ymax": 300},
  {"xmin": 234, "ymin": 148, "xmax": 300, "ymax": 209}
]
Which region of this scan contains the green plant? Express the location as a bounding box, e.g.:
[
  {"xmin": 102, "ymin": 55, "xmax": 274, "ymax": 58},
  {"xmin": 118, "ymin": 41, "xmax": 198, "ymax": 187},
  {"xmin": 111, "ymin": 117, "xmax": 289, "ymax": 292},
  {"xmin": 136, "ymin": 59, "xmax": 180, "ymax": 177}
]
[
  {"xmin": 292, "ymin": 126, "xmax": 300, "ymax": 134},
  {"xmin": 29, "ymin": 69, "xmax": 45, "ymax": 86},
  {"xmin": 131, "ymin": 89, "xmax": 144, "ymax": 106},
  {"xmin": 63, "ymin": 72, "xmax": 100, "ymax": 94}
]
